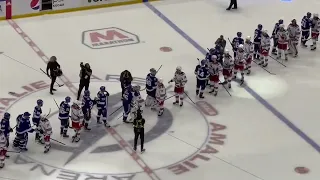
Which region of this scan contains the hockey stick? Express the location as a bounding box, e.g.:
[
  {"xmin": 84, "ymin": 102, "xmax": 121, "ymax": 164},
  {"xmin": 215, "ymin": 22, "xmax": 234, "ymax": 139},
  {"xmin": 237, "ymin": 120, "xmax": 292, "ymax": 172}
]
[
  {"xmin": 40, "ymin": 68, "xmax": 64, "ymax": 87},
  {"xmin": 252, "ymin": 60, "xmax": 276, "ymax": 75},
  {"xmin": 53, "ymin": 98, "xmax": 59, "ymax": 109},
  {"xmin": 50, "ymin": 138, "xmax": 66, "ymax": 145},
  {"xmin": 219, "ymin": 80, "xmax": 232, "ymax": 96},
  {"xmin": 7, "ymin": 150, "xmax": 21, "ymax": 153},
  {"xmin": 109, "ymin": 105, "xmax": 123, "ymax": 117},
  {"xmin": 184, "ymin": 92, "xmax": 196, "ymax": 104},
  {"xmin": 140, "ymin": 65, "xmax": 163, "ymax": 91},
  {"xmin": 268, "ymin": 55, "xmax": 287, "ymax": 67}
]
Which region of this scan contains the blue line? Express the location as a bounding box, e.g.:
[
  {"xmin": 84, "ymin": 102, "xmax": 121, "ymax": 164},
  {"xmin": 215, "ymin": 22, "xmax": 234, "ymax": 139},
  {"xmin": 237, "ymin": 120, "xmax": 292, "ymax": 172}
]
[{"xmin": 144, "ymin": 2, "xmax": 320, "ymax": 153}]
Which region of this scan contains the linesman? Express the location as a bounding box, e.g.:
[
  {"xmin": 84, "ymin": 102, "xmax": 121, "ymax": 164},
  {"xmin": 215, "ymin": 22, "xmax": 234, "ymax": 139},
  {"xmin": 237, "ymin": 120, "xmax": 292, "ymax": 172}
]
[
  {"xmin": 120, "ymin": 70, "xmax": 133, "ymax": 96},
  {"xmin": 133, "ymin": 109, "xmax": 145, "ymax": 153},
  {"xmin": 77, "ymin": 62, "xmax": 92, "ymax": 100},
  {"xmin": 46, "ymin": 56, "xmax": 62, "ymax": 95}
]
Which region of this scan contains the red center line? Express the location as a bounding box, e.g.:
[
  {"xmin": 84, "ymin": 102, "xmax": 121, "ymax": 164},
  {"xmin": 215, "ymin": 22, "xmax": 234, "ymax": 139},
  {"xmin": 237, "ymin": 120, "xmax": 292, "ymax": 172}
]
[{"xmin": 8, "ymin": 19, "xmax": 161, "ymax": 180}]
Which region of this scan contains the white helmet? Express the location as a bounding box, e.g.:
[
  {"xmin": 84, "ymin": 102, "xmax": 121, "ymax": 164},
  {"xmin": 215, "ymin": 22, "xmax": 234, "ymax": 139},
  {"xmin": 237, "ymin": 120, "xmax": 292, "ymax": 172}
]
[
  {"xmin": 246, "ymin": 36, "xmax": 251, "ymax": 41},
  {"xmin": 238, "ymin": 44, "xmax": 244, "ymax": 49},
  {"xmin": 224, "ymin": 49, "xmax": 229, "ymax": 54},
  {"xmin": 176, "ymin": 66, "xmax": 182, "ymax": 71},
  {"xmin": 263, "ymin": 29, "xmax": 268, "ymax": 34},
  {"xmin": 158, "ymin": 78, "xmax": 163, "ymax": 84},
  {"xmin": 74, "ymin": 100, "xmax": 82, "ymax": 106},
  {"xmin": 279, "ymin": 24, "xmax": 285, "ymax": 28},
  {"xmin": 314, "ymin": 13, "xmax": 319, "ymax": 18},
  {"xmin": 211, "ymin": 55, "xmax": 217, "ymax": 60}
]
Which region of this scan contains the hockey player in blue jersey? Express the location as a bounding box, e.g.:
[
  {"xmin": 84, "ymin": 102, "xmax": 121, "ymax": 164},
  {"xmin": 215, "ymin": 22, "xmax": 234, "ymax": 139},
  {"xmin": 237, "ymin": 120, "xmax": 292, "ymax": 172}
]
[
  {"xmin": 13, "ymin": 112, "xmax": 34, "ymax": 151},
  {"xmin": 32, "ymin": 99, "xmax": 43, "ymax": 143},
  {"xmin": 59, "ymin": 96, "xmax": 71, "ymax": 137},
  {"xmin": 195, "ymin": 59, "xmax": 209, "ymax": 98},
  {"xmin": 272, "ymin": 19, "xmax": 284, "ymax": 55},
  {"xmin": 96, "ymin": 86, "xmax": 110, "ymax": 127},
  {"xmin": 82, "ymin": 90, "xmax": 96, "ymax": 130},
  {"xmin": 232, "ymin": 32, "xmax": 244, "ymax": 58},
  {"xmin": 254, "ymin": 24, "xmax": 263, "ymax": 59},
  {"xmin": 301, "ymin": 12, "xmax": 312, "ymax": 47},
  {"xmin": 145, "ymin": 68, "xmax": 158, "ymax": 109},
  {"xmin": 122, "ymin": 84, "xmax": 134, "ymax": 123},
  {"xmin": 0, "ymin": 112, "xmax": 12, "ymax": 157}
]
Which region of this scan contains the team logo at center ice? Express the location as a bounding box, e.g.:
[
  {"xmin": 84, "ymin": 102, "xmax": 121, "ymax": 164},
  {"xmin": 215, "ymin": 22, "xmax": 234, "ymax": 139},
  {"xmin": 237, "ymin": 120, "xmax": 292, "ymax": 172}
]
[{"xmin": 82, "ymin": 27, "xmax": 140, "ymax": 49}]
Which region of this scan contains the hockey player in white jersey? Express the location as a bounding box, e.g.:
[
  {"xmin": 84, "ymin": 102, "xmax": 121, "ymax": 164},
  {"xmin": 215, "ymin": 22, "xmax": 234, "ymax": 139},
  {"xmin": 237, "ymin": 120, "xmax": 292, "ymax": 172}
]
[
  {"xmin": 208, "ymin": 55, "xmax": 222, "ymax": 96},
  {"xmin": 39, "ymin": 115, "xmax": 53, "ymax": 153},
  {"xmin": 276, "ymin": 24, "xmax": 289, "ymax": 60},
  {"xmin": 311, "ymin": 13, "xmax": 320, "ymax": 50},
  {"xmin": 169, "ymin": 66, "xmax": 187, "ymax": 106},
  {"xmin": 130, "ymin": 86, "xmax": 144, "ymax": 120},
  {"xmin": 156, "ymin": 79, "xmax": 167, "ymax": 116},
  {"xmin": 222, "ymin": 50, "xmax": 233, "ymax": 88},
  {"xmin": 0, "ymin": 130, "xmax": 7, "ymax": 168},
  {"xmin": 287, "ymin": 19, "xmax": 301, "ymax": 57},
  {"xmin": 260, "ymin": 30, "xmax": 271, "ymax": 67},
  {"xmin": 71, "ymin": 101, "xmax": 84, "ymax": 143},
  {"xmin": 243, "ymin": 36, "xmax": 254, "ymax": 74},
  {"xmin": 234, "ymin": 44, "xmax": 245, "ymax": 83}
]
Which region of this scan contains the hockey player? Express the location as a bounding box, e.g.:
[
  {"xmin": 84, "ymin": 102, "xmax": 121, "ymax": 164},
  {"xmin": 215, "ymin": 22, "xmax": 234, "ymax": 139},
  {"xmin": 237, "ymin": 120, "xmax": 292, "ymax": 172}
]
[
  {"xmin": 120, "ymin": 70, "xmax": 133, "ymax": 96},
  {"xmin": 311, "ymin": 13, "xmax": 320, "ymax": 50},
  {"xmin": 59, "ymin": 96, "xmax": 71, "ymax": 138},
  {"xmin": 254, "ymin": 24, "xmax": 263, "ymax": 59},
  {"xmin": 272, "ymin": 19, "xmax": 284, "ymax": 55},
  {"xmin": 234, "ymin": 44, "xmax": 245, "ymax": 83},
  {"xmin": 0, "ymin": 130, "xmax": 7, "ymax": 168},
  {"xmin": 287, "ymin": 19, "xmax": 301, "ymax": 57},
  {"xmin": 122, "ymin": 84, "xmax": 133, "ymax": 123},
  {"xmin": 195, "ymin": 59, "xmax": 209, "ymax": 98},
  {"xmin": 71, "ymin": 100, "xmax": 84, "ymax": 142},
  {"xmin": 145, "ymin": 68, "xmax": 158, "ymax": 109},
  {"xmin": 222, "ymin": 50, "xmax": 233, "ymax": 88},
  {"xmin": 32, "ymin": 99, "xmax": 43, "ymax": 143},
  {"xmin": 169, "ymin": 66, "xmax": 187, "ymax": 106},
  {"xmin": 130, "ymin": 86, "xmax": 144, "ymax": 119},
  {"xmin": 0, "ymin": 113, "xmax": 12, "ymax": 158},
  {"xmin": 96, "ymin": 86, "xmax": 110, "ymax": 126},
  {"xmin": 215, "ymin": 35, "xmax": 226, "ymax": 52},
  {"xmin": 208, "ymin": 55, "xmax": 222, "ymax": 96},
  {"xmin": 38, "ymin": 115, "xmax": 52, "ymax": 153},
  {"xmin": 260, "ymin": 30, "xmax": 271, "ymax": 67},
  {"xmin": 232, "ymin": 32, "xmax": 244, "ymax": 58},
  {"xmin": 156, "ymin": 79, "xmax": 167, "ymax": 116},
  {"xmin": 13, "ymin": 112, "xmax": 34, "ymax": 151},
  {"xmin": 243, "ymin": 36, "xmax": 254, "ymax": 74},
  {"xmin": 276, "ymin": 24, "xmax": 289, "ymax": 60},
  {"xmin": 82, "ymin": 90, "xmax": 95, "ymax": 130},
  {"xmin": 301, "ymin": 12, "xmax": 312, "ymax": 47}
]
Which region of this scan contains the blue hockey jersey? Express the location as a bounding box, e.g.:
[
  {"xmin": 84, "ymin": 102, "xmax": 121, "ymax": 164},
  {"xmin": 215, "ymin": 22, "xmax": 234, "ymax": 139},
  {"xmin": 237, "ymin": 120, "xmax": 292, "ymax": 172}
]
[
  {"xmin": 232, "ymin": 37, "xmax": 244, "ymax": 50},
  {"xmin": 146, "ymin": 73, "xmax": 158, "ymax": 92},
  {"xmin": 58, "ymin": 102, "xmax": 70, "ymax": 120},
  {"xmin": 0, "ymin": 117, "xmax": 11, "ymax": 136},
  {"xmin": 301, "ymin": 16, "xmax": 312, "ymax": 30},
  {"xmin": 82, "ymin": 95, "xmax": 95, "ymax": 111},
  {"xmin": 32, "ymin": 106, "xmax": 42, "ymax": 125},
  {"xmin": 194, "ymin": 65, "xmax": 209, "ymax": 80},
  {"xmin": 97, "ymin": 91, "xmax": 108, "ymax": 108},
  {"xmin": 123, "ymin": 86, "xmax": 133, "ymax": 103},
  {"xmin": 254, "ymin": 29, "xmax": 262, "ymax": 43},
  {"xmin": 16, "ymin": 114, "xmax": 33, "ymax": 134}
]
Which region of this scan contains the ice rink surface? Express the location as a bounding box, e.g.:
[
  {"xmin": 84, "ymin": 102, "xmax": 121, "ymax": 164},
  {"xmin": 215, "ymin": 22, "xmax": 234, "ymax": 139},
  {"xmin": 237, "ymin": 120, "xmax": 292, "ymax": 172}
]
[{"xmin": 0, "ymin": 0, "xmax": 320, "ymax": 179}]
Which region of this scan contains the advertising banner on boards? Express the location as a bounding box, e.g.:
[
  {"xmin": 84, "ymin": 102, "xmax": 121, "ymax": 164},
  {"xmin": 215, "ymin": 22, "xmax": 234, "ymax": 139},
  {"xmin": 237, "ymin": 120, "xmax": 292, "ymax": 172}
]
[
  {"xmin": 12, "ymin": 0, "xmax": 40, "ymax": 16},
  {"xmin": 52, "ymin": 0, "xmax": 82, "ymax": 10}
]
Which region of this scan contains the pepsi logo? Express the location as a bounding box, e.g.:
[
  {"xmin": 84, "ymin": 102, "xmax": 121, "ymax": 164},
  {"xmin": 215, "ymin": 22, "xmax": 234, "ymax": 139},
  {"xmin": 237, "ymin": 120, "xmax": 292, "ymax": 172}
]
[{"xmin": 30, "ymin": 0, "xmax": 40, "ymax": 10}]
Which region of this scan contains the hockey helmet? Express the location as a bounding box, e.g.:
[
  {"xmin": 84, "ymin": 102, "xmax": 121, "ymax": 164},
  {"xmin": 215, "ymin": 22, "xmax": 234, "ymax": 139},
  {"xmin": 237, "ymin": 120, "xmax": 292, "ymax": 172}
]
[
  {"xmin": 307, "ymin": 12, "xmax": 312, "ymax": 18},
  {"xmin": 84, "ymin": 90, "xmax": 90, "ymax": 96},
  {"xmin": 74, "ymin": 100, "xmax": 82, "ymax": 106},
  {"xmin": 262, "ymin": 29, "xmax": 268, "ymax": 34},
  {"xmin": 257, "ymin": 24, "xmax": 263, "ymax": 30},
  {"xmin": 100, "ymin": 86, "xmax": 105, "ymax": 92},
  {"xmin": 50, "ymin": 56, "xmax": 57, "ymax": 61},
  {"xmin": 211, "ymin": 55, "xmax": 217, "ymax": 60},
  {"xmin": 224, "ymin": 49, "xmax": 229, "ymax": 54},
  {"xmin": 3, "ymin": 112, "xmax": 10, "ymax": 119},
  {"xmin": 158, "ymin": 78, "xmax": 163, "ymax": 84},
  {"xmin": 37, "ymin": 99, "xmax": 43, "ymax": 106},
  {"xmin": 238, "ymin": 44, "xmax": 244, "ymax": 49},
  {"xmin": 65, "ymin": 96, "xmax": 71, "ymax": 103},
  {"xmin": 279, "ymin": 24, "xmax": 285, "ymax": 29},
  {"xmin": 150, "ymin": 68, "xmax": 157, "ymax": 75},
  {"xmin": 291, "ymin": 19, "xmax": 297, "ymax": 24},
  {"xmin": 176, "ymin": 66, "xmax": 182, "ymax": 71},
  {"xmin": 314, "ymin": 13, "xmax": 319, "ymax": 18},
  {"xmin": 237, "ymin": 32, "xmax": 242, "ymax": 37},
  {"xmin": 200, "ymin": 59, "xmax": 206, "ymax": 66},
  {"xmin": 23, "ymin": 112, "xmax": 31, "ymax": 117},
  {"xmin": 278, "ymin": 19, "xmax": 284, "ymax": 24},
  {"xmin": 245, "ymin": 36, "xmax": 251, "ymax": 41}
]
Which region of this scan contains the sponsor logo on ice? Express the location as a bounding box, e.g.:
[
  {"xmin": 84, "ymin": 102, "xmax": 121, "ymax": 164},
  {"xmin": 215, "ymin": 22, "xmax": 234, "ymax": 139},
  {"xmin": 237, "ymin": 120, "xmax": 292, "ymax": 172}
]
[
  {"xmin": 30, "ymin": 0, "xmax": 40, "ymax": 10},
  {"xmin": 82, "ymin": 27, "xmax": 140, "ymax": 49}
]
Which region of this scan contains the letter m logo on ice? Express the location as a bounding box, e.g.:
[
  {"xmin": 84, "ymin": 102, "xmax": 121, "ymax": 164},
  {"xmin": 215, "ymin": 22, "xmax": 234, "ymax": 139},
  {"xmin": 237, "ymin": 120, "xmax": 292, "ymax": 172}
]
[{"xmin": 82, "ymin": 27, "xmax": 140, "ymax": 49}]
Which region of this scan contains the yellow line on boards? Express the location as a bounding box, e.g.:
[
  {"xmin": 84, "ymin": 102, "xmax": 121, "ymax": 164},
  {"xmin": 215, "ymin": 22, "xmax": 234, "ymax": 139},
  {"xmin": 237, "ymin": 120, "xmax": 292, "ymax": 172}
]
[{"xmin": 0, "ymin": 0, "xmax": 158, "ymax": 21}]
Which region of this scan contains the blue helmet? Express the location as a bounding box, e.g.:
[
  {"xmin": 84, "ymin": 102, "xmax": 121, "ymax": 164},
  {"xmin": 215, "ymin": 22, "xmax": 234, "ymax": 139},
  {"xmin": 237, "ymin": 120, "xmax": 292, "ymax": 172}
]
[
  {"xmin": 65, "ymin": 96, "xmax": 71, "ymax": 103},
  {"xmin": 84, "ymin": 90, "xmax": 90, "ymax": 96},
  {"xmin": 100, "ymin": 86, "xmax": 105, "ymax": 92},
  {"xmin": 200, "ymin": 59, "xmax": 206, "ymax": 66},
  {"xmin": 307, "ymin": 12, "xmax": 311, "ymax": 18},
  {"xmin": 37, "ymin": 99, "xmax": 43, "ymax": 106},
  {"xmin": 237, "ymin": 32, "xmax": 242, "ymax": 37},
  {"xmin": 258, "ymin": 24, "xmax": 263, "ymax": 30},
  {"xmin": 278, "ymin": 19, "xmax": 283, "ymax": 24},
  {"xmin": 23, "ymin": 112, "xmax": 31, "ymax": 117},
  {"xmin": 3, "ymin": 112, "xmax": 10, "ymax": 119}
]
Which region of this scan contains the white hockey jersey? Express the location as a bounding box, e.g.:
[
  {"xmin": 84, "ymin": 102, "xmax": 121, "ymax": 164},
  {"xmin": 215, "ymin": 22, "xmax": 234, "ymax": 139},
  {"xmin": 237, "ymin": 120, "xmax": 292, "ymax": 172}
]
[
  {"xmin": 208, "ymin": 62, "xmax": 222, "ymax": 76},
  {"xmin": 156, "ymin": 84, "xmax": 166, "ymax": 101},
  {"xmin": 39, "ymin": 118, "xmax": 52, "ymax": 135},
  {"xmin": 223, "ymin": 54, "xmax": 233, "ymax": 70},
  {"xmin": 71, "ymin": 104, "xmax": 84, "ymax": 123},
  {"xmin": 261, "ymin": 35, "xmax": 271, "ymax": 50},
  {"xmin": 171, "ymin": 71, "xmax": 187, "ymax": 87},
  {"xmin": 277, "ymin": 29, "xmax": 289, "ymax": 45},
  {"xmin": 244, "ymin": 41, "xmax": 254, "ymax": 58},
  {"xmin": 287, "ymin": 23, "xmax": 301, "ymax": 41},
  {"xmin": 311, "ymin": 18, "xmax": 320, "ymax": 33},
  {"xmin": 235, "ymin": 50, "xmax": 245, "ymax": 65},
  {"xmin": 0, "ymin": 133, "xmax": 7, "ymax": 149}
]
